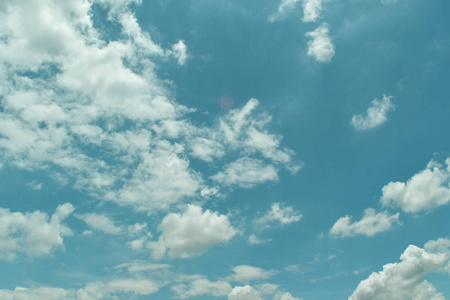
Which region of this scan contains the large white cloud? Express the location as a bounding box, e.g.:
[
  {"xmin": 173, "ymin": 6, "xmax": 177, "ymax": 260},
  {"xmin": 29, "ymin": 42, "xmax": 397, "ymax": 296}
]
[
  {"xmin": 381, "ymin": 158, "xmax": 450, "ymax": 213},
  {"xmin": 305, "ymin": 23, "xmax": 335, "ymax": 62},
  {"xmin": 329, "ymin": 208, "xmax": 400, "ymax": 238},
  {"xmin": 302, "ymin": 0, "xmax": 322, "ymax": 23},
  {"xmin": 351, "ymin": 95, "xmax": 395, "ymax": 131},
  {"xmin": 0, "ymin": 0, "xmax": 298, "ymax": 214},
  {"xmin": 0, "ymin": 203, "xmax": 74, "ymax": 260},
  {"xmin": 147, "ymin": 205, "xmax": 236, "ymax": 260},
  {"xmin": 349, "ymin": 239, "xmax": 449, "ymax": 300},
  {"xmin": 228, "ymin": 285, "xmax": 263, "ymax": 300}
]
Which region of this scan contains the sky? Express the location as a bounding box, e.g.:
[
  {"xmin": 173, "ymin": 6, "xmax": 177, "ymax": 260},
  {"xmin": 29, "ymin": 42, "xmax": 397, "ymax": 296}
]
[{"xmin": 0, "ymin": 0, "xmax": 449, "ymax": 299}]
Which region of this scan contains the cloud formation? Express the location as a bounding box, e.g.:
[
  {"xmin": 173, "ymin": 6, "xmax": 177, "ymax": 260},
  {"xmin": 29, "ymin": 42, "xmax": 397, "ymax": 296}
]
[
  {"xmin": 349, "ymin": 239, "xmax": 449, "ymax": 300},
  {"xmin": 0, "ymin": 203, "xmax": 74, "ymax": 260},
  {"xmin": 254, "ymin": 203, "xmax": 303, "ymax": 227},
  {"xmin": 76, "ymin": 213, "xmax": 122, "ymax": 234},
  {"xmin": 302, "ymin": 0, "xmax": 322, "ymax": 23},
  {"xmin": 148, "ymin": 205, "xmax": 236, "ymax": 260},
  {"xmin": 351, "ymin": 95, "xmax": 395, "ymax": 130},
  {"xmin": 305, "ymin": 23, "xmax": 335, "ymax": 62},
  {"xmin": 329, "ymin": 208, "xmax": 400, "ymax": 238},
  {"xmin": 381, "ymin": 158, "xmax": 450, "ymax": 213},
  {"xmin": 268, "ymin": 0, "xmax": 301, "ymax": 22}
]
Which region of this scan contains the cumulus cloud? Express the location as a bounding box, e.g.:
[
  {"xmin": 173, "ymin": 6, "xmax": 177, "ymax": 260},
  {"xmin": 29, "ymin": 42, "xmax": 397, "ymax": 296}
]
[
  {"xmin": 228, "ymin": 285, "xmax": 263, "ymax": 300},
  {"xmin": 305, "ymin": 23, "xmax": 335, "ymax": 62},
  {"xmin": 349, "ymin": 239, "xmax": 449, "ymax": 300},
  {"xmin": 351, "ymin": 95, "xmax": 395, "ymax": 130},
  {"xmin": 254, "ymin": 203, "xmax": 303, "ymax": 227},
  {"xmin": 0, "ymin": 203, "xmax": 74, "ymax": 260},
  {"xmin": 0, "ymin": 0, "xmax": 297, "ymax": 213},
  {"xmin": 172, "ymin": 278, "xmax": 232, "ymax": 299},
  {"xmin": 227, "ymin": 265, "xmax": 276, "ymax": 283},
  {"xmin": 274, "ymin": 291, "xmax": 303, "ymax": 300},
  {"xmin": 268, "ymin": 0, "xmax": 301, "ymax": 22},
  {"xmin": 329, "ymin": 208, "xmax": 400, "ymax": 238},
  {"xmin": 147, "ymin": 205, "xmax": 236, "ymax": 260},
  {"xmin": 302, "ymin": 0, "xmax": 322, "ymax": 23},
  {"xmin": 75, "ymin": 213, "xmax": 122, "ymax": 234},
  {"xmin": 380, "ymin": 158, "xmax": 450, "ymax": 213}
]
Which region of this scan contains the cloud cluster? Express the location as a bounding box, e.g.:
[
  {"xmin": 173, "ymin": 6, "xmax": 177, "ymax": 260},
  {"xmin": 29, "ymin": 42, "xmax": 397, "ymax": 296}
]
[
  {"xmin": 381, "ymin": 158, "xmax": 450, "ymax": 213},
  {"xmin": 0, "ymin": 0, "xmax": 298, "ymax": 214},
  {"xmin": 351, "ymin": 95, "xmax": 395, "ymax": 130},
  {"xmin": 0, "ymin": 203, "xmax": 74, "ymax": 260},
  {"xmin": 147, "ymin": 205, "xmax": 236, "ymax": 260},
  {"xmin": 349, "ymin": 238, "xmax": 450, "ymax": 300},
  {"xmin": 329, "ymin": 208, "xmax": 400, "ymax": 238}
]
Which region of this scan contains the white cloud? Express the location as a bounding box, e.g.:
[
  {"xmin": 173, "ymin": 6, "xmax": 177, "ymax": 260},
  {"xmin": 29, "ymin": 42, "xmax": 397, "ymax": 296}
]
[
  {"xmin": 305, "ymin": 23, "xmax": 335, "ymax": 62},
  {"xmin": 114, "ymin": 261, "xmax": 171, "ymax": 273},
  {"xmin": 75, "ymin": 213, "xmax": 122, "ymax": 234},
  {"xmin": 228, "ymin": 285, "xmax": 262, "ymax": 300},
  {"xmin": 172, "ymin": 278, "xmax": 232, "ymax": 299},
  {"xmin": 211, "ymin": 157, "xmax": 278, "ymax": 188},
  {"xmin": 329, "ymin": 208, "xmax": 400, "ymax": 238},
  {"xmin": 147, "ymin": 205, "xmax": 236, "ymax": 260},
  {"xmin": 171, "ymin": 40, "xmax": 188, "ymax": 65},
  {"xmin": 349, "ymin": 240, "xmax": 449, "ymax": 300},
  {"xmin": 268, "ymin": 0, "xmax": 301, "ymax": 22},
  {"xmin": 248, "ymin": 234, "xmax": 271, "ymax": 245},
  {"xmin": 0, "ymin": 287, "xmax": 75, "ymax": 300},
  {"xmin": 274, "ymin": 291, "xmax": 303, "ymax": 300},
  {"xmin": 302, "ymin": 0, "xmax": 322, "ymax": 23},
  {"xmin": 351, "ymin": 95, "xmax": 395, "ymax": 130},
  {"xmin": 227, "ymin": 265, "xmax": 276, "ymax": 283},
  {"xmin": 254, "ymin": 203, "xmax": 303, "ymax": 227},
  {"xmin": 0, "ymin": 203, "xmax": 74, "ymax": 260},
  {"xmin": 380, "ymin": 158, "xmax": 450, "ymax": 213}
]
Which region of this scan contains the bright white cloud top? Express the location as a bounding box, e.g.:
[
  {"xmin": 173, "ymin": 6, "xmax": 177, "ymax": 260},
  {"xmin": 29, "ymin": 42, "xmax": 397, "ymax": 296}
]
[{"xmin": 0, "ymin": 0, "xmax": 449, "ymax": 299}]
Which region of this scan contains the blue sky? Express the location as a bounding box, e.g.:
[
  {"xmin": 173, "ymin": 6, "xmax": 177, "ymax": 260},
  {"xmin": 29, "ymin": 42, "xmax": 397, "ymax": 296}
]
[{"xmin": 0, "ymin": 0, "xmax": 449, "ymax": 299}]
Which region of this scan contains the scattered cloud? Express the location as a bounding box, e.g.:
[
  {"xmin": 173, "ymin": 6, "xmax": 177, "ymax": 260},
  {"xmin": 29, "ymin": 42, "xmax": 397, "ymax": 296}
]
[
  {"xmin": 329, "ymin": 208, "xmax": 400, "ymax": 238},
  {"xmin": 172, "ymin": 278, "xmax": 232, "ymax": 299},
  {"xmin": 351, "ymin": 95, "xmax": 395, "ymax": 130},
  {"xmin": 75, "ymin": 213, "xmax": 122, "ymax": 234},
  {"xmin": 268, "ymin": 0, "xmax": 301, "ymax": 22},
  {"xmin": 171, "ymin": 40, "xmax": 188, "ymax": 65},
  {"xmin": 0, "ymin": 203, "xmax": 74, "ymax": 260},
  {"xmin": 274, "ymin": 291, "xmax": 303, "ymax": 300},
  {"xmin": 349, "ymin": 239, "xmax": 449, "ymax": 300},
  {"xmin": 381, "ymin": 158, "xmax": 450, "ymax": 213},
  {"xmin": 147, "ymin": 205, "xmax": 236, "ymax": 260},
  {"xmin": 227, "ymin": 265, "xmax": 276, "ymax": 283},
  {"xmin": 305, "ymin": 23, "xmax": 335, "ymax": 62},
  {"xmin": 248, "ymin": 234, "xmax": 271, "ymax": 245},
  {"xmin": 228, "ymin": 285, "xmax": 263, "ymax": 300},
  {"xmin": 254, "ymin": 203, "xmax": 303, "ymax": 227},
  {"xmin": 302, "ymin": 0, "xmax": 322, "ymax": 23}
]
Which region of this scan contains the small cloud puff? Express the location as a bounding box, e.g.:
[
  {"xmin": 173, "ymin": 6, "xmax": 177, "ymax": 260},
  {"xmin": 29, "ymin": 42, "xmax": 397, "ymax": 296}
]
[
  {"xmin": 305, "ymin": 23, "xmax": 335, "ymax": 62},
  {"xmin": 329, "ymin": 208, "xmax": 400, "ymax": 238},
  {"xmin": 254, "ymin": 203, "xmax": 303, "ymax": 227},
  {"xmin": 351, "ymin": 95, "xmax": 395, "ymax": 130}
]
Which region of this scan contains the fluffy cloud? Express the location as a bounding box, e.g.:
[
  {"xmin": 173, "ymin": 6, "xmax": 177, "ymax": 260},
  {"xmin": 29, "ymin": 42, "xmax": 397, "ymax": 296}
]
[
  {"xmin": 380, "ymin": 158, "xmax": 450, "ymax": 213},
  {"xmin": 302, "ymin": 0, "xmax": 322, "ymax": 23},
  {"xmin": 274, "ymin": 292, "xmax": 303, "ymax": 300},
  {"xmin": 148, "ymin": 205, "xmax": 236, "ymax": 260},
  {"xmin": 254, "ymin": 203, "xmax": 303, "ymax": 227},
  {"xmin": 0, "ymin": 0, "xmax": 297, "ymax": 214},
  {"xmin": 172, "ymin": 278, "xmax": 232, "ymax": 298},
  {"xmin": 0, "ymin": 203, "xmax": 74, "ymax": 260},
  {"xmin": 75, "ymin": 213, "xmax": 122, "ymax": 234},
  {"xmin": 305, "ymin": 23, "xmax": 335, "ymax": 62},
  {"xmin": 227, "ymin": 265, "xmax": 276, "ymax": 283},
  {"xmin": 351, "ymin": 95, "xmax": 395, "ymax": 130},
  {"xmin": 349, "ymin": 239, "xmax": 449, "ymax": 300},
  {"xmin": 329, "ymin": 208, "xmax": 400, "ymax": 238},
  {"xmin": 268, "ymin": 0, "xmax": 301, "ymax": 22},
  {"xmin": 228, "ymin": 285, "xmax": 262, "ymax": 300},
  {"xmin": 212, "ymin": 157, "xmax": 279, "ymax": 188}
]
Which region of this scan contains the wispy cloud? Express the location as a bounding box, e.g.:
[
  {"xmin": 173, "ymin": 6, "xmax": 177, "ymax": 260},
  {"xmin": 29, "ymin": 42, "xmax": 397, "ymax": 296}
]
[{"xmin": 351, "ymin": 95, "xmax": 395, "ymax": 130}]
